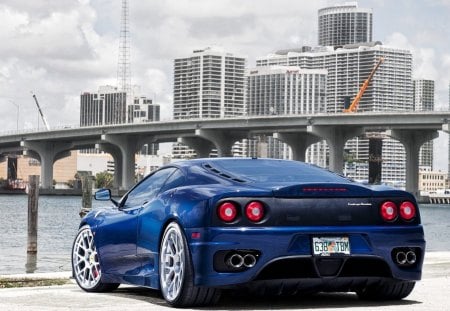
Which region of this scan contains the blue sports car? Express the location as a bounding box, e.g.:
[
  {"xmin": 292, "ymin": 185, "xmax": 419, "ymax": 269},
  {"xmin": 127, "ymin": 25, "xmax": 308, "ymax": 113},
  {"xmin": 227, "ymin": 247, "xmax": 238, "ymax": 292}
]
[{"xmin": 72, "ymin": 158, "xmax": 425, "ymax": 307}]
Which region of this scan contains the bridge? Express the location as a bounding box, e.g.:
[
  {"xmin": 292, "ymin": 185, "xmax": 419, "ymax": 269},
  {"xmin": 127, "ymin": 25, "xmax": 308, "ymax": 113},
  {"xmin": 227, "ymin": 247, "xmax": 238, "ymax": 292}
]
[{"xmin": 0, "ymin": 111, "xmax": 449, "ymax": 197}]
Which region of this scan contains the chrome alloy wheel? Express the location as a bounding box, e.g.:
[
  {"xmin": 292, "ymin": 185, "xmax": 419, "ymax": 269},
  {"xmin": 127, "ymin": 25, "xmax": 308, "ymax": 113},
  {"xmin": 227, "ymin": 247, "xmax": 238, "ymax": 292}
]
[
  {"xmin": 72, "ymin": 226, "xmax": 102, "ymax": 289},
  {"xmin": 160, "ymin": 223, "xmax": 186, "ymax": 302}
]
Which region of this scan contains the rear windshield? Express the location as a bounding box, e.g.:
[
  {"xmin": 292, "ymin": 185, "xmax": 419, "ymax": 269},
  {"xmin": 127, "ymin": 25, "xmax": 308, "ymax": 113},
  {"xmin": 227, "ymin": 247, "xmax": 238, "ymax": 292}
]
[{"xmin": 209, "ymin": 159, "xmax": 349, "ymax": 183}]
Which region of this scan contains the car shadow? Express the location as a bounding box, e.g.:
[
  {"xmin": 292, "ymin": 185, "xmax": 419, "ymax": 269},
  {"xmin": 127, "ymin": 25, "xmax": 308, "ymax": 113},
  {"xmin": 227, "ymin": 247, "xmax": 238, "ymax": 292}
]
[{"xmin": 108, "ymin": 286, "xmax": 421, "ymax": 310}]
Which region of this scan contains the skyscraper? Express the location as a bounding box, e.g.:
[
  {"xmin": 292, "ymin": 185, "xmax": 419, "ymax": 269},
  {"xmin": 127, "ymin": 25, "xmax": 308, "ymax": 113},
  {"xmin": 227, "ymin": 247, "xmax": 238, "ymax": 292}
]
[
  {"xmin": 173, "ymin": 47, "xmax": 246, "ymax": 120},
  {"xmin": 318, "ymin": 2, "xmax": 373, "ymax": 47},
  {"xmin": 257, "ymin": 44, "xmax": 413, "ymax": 114},
  {"xmin": 246, "ymin": 66, "xmax": 328, "ymax": 165},
  {"xmin": 413, "ymin": 79, "xmax": 435, "ymax": 170},
  {"xmin": 172, "ymin": 47, "xmax": 246, "ymax": 159},
  {"xmin": 80, "ymin": 86, "xmax": 159, "ymax": 126}
]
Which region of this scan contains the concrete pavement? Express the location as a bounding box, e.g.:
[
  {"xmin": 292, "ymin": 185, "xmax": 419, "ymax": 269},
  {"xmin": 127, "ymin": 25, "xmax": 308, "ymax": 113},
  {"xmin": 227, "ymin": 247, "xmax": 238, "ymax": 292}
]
[{"xmin": 0, "ymin": 252, "xmax": 449, "ymax": 311}]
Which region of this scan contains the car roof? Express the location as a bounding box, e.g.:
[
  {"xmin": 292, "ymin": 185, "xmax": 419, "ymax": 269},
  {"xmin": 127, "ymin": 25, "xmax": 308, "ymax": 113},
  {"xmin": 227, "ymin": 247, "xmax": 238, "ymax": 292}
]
[{"xmin": 169, "ymin": 157, "xmax": 350, "ymax": 185}]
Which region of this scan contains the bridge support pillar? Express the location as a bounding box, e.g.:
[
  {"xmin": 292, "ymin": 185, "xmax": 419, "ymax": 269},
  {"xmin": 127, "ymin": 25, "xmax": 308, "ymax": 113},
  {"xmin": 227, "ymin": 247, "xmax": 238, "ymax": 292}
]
[
  {"xmin": 273, "ymin": 132, "xmax": 321, "ymax": 162},
  {"xmin": 195, "ymin": 129, "xmax": 247, "ymax": 157},
  {"xmin": 20, "ymin": 141, "xmax": 73, "ymax": 189},
  {"xmin": 387, "ymin": 129, "xmax": 438, "ymax": 198},
  {"xmin": 95, "ymin": 143, "xmax": 123, "ymax": 189},
  {"xmin": 177, "ymin": 137, "xmax": 214, "ymax": 158},
  {"xmin": 101, "ymin": 134, "xmax": 141, "ymax": 190},
  {"xmin": 307, "ymin": 126, "xmax": 364, "ymax": 174}
]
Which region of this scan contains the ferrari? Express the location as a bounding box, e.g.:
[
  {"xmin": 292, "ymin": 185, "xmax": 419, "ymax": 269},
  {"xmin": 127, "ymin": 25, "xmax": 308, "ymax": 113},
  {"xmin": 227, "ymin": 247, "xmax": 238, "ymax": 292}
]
[{"xmin": 72, "ymin": 158, "xmax": 425, "ymax": 307}]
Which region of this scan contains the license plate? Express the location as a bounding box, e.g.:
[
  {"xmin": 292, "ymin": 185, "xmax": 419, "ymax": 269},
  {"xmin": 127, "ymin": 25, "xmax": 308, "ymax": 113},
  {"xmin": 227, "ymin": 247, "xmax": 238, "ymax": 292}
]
[{"xmin": 312, "ymin": 236, "xmax": 350, "ymax": 256}]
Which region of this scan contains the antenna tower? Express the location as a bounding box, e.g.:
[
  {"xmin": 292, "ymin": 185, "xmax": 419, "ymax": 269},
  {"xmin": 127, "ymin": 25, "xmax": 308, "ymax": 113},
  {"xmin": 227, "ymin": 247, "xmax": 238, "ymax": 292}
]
[{"xmin": 117, "ymin": 0, "xmax": 131, "ymax": 92}]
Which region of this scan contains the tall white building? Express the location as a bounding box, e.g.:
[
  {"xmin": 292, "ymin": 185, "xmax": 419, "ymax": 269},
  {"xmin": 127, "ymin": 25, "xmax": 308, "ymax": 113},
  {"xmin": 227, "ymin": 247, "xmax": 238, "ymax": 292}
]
[
  {"xmin": 173, "ymin": 47, "xmax": 246, "ymax": 119},
  {"xmin": 246, "ymin": 66, "xmax": 328, "ymax": 165},
  {"xmin": 256, "ymin": 42, "xmax": 413, "ymax": 184},
  {"xmin": 172, "ymin": 47, "xmax": 246, "ymax": 158},
  {"xmin": 413, "ymin": 79, "xmax": 434, "ymax": 170},
  {"xmin": 318, "ymin": 2, "xmax": 373, "ymax": 47}
]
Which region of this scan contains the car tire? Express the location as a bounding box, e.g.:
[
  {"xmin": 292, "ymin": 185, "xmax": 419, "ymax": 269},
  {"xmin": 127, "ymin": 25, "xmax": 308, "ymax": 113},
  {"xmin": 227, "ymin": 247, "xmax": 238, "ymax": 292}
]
[
  {"xmin": 159, "ymin": 222, "xmax": 221, "ymax": 307},
  {"xmin": 357, "ymin": 280, "xmax": 415, "ymax": 300},
  {"xmin": 72, "ymin": 225, "xmax": 119, "ymax": 292}
]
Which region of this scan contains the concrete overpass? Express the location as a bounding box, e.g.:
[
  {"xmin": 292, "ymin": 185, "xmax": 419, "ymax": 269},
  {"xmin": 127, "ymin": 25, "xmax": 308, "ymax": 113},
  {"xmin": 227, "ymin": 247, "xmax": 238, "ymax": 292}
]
[{"xmin": 0, "ymin": 111, "xmax": 449, "ymax": 197}]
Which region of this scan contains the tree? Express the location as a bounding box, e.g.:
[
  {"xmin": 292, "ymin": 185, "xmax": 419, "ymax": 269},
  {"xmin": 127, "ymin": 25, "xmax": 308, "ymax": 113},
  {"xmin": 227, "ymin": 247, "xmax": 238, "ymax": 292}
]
[{"xmin": 95, "ymin": 172, "xmax": 114, "ymax": 188}]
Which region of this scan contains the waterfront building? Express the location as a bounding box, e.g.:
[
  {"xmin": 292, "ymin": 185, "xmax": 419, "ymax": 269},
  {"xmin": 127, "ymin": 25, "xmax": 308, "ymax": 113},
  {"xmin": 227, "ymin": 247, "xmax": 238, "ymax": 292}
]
[
  {"xmin": 173, "ymin": 47, "xmax": 246, "ymax": 119},
  {"xmin": 0, "ymin": 153, "xmax": 77, "ymax": 187},
  {"xmin": 413, "ymin": 79, "xmax": 435, "ymax": 170},
  {"xmin": 318, "ymin": 2, "xmax": 373, "ymax": 47},
  {"xmin": 172, "ymin": 47, "xmax": 246, "ymax": 158},
  {"xmin": 419, "ymin": 168, "xmax": 447, "ymax": 194}
]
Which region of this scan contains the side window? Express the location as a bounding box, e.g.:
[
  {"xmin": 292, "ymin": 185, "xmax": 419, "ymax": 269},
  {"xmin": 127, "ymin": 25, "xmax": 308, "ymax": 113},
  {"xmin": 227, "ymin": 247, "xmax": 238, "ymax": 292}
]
[
  {"xmin": 122, "ymin": 167, "xmax": 176, "ymax": 209},
  {"xmin": 160, "ymin": 169, "xmax": 185, "ymax": 194}
]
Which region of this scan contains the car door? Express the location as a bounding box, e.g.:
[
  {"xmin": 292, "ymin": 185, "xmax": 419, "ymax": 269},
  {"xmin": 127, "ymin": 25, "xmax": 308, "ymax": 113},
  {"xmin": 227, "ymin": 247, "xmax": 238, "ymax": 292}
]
[
  {"xmin": 136, "ymin": 168, "xmax": 186, "ymax": 273},
  {"xmin": 96, "ymin": 168, "xmax": 176, "ymax": 276}
]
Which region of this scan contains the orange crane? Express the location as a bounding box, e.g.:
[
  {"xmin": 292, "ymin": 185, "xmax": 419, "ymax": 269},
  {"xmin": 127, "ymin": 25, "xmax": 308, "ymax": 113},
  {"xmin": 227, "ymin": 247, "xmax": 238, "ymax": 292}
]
[{"xmin": 343, "ymin": 57, "xmax": 385, "ymax": 113}]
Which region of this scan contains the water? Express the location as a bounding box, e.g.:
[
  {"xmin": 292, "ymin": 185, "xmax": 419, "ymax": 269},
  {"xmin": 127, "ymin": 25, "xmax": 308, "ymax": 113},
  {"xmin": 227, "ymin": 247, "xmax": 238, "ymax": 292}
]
[{"xmin": 0, "ymin": 195, "xmax": 449, "ymax": 275}]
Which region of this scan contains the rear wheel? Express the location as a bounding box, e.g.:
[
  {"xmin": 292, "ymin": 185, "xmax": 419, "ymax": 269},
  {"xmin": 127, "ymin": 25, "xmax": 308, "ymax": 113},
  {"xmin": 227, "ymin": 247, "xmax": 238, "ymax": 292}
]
[
  {"xmin": 357, "ymin": 280, "xmax": 415, "ymax": 300},
  {"xmin": 72, "ymin": 225, "xmax": 119, "ymax": 292},
  {"xmin": 159, "ymin": 222, "xmax": 220, "ymax": 307}
]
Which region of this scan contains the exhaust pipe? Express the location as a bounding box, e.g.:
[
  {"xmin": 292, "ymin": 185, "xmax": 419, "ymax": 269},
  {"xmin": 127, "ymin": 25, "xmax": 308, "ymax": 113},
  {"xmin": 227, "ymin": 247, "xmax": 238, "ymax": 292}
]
[
  {"xmin": 396, "ymin": 251, "xmax": 407, "ymax": 265},
  {"xmin": 226, "ymin": 253, "xmax": 244, "ymax": 268},
  {"xmin": 243, "ymin": 254, "xmax": 256, "ymax": 268},
  {"xmin": 406, "ymin": 251, "xmax": 416, "ymax": 265}
]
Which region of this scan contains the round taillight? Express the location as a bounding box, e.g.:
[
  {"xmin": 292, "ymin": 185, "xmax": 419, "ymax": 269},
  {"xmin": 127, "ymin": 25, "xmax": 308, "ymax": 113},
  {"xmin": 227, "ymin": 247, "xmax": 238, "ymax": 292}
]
[
  {"xmin": 380, "ymin": 201, "xmax": 397, "ymax": 221},
  {"xmin": 399, "ymin": 201, "xmax": 416, "ymax": 221},
  {"xmin": 218, "ymin": 202, "xmax": 238, "ymax": 222},
  {"xmin": 245, "ymin": 201, "xmax": 265, "ymax": 222}
]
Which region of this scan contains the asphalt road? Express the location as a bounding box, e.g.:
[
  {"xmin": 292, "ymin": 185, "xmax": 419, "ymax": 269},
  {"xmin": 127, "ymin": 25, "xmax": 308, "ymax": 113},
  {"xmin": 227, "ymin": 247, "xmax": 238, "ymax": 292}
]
[{"xmin": 0, "ymin": 252, "xmax": 449, "ymax": 311}]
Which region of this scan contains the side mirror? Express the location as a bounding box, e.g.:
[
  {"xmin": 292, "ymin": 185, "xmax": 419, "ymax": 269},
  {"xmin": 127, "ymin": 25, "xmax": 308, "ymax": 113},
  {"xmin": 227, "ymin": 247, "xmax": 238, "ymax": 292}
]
[{"xmin": 95, "ymin": 188, "xmax": 111, "ymax": 201}]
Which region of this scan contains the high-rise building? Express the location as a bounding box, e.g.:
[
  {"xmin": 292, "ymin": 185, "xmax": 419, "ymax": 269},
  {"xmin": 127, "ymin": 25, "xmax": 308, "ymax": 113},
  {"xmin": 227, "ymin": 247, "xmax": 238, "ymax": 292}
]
[
  {"xmin": 80, "ymin": 85, "xmax": 127, "ymax": 126},
  {"xmin": 80, "ymin": 86, "xmax": 160, "ymax": 155},
  {"xmin": 257, "ymin": 44, "xmax": 413, "ymax": 113},
  {"xmin": 318, "ymin": 2, "xmax": 373, "ymax": 47},
  {"xmin": 246, "ymin": 66, "xmax": 328, "ymax": 165},
  {"xmin": 173, "ymin": 47, "xmax": 246, "ymax": 119},
  {"xmin": 80, "ymin": 85, "xmax": 159, "ymax": 126},
  {"xmin": 413, "ymin": 79, "xmax": 435, "ymax": 170},
  {"xmin": 256, "ymin": 42, "xmax": 413, "ymax": 184},
  {"xmin": 172, "ymin": 47, "xmax": 246, "ymax": 158}
]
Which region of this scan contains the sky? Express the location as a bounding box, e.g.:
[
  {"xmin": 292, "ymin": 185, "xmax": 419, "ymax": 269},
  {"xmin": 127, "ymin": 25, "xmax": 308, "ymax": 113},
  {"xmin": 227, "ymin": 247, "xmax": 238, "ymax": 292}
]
[{"xmin": 0, "ymin": 0, "xmax": 449, "ymax": 170}]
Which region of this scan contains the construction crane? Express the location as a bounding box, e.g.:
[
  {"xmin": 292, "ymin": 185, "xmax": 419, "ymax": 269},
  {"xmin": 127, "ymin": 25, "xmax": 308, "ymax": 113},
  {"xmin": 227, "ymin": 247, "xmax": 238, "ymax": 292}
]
[
  {"xmin": 343, "ymin": 57, "xmax": 385, "ymax": 113},
  {"xmin": 31, "ymin": 92, "xmax": 51, "ymax": 130}
]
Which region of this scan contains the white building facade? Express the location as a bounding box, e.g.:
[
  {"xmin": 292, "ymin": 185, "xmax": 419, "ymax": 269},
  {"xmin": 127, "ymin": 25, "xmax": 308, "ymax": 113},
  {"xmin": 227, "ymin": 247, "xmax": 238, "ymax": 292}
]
[
  {"xmin": 246, "ymin": 66, "xmax": 328, "ymax": 166},
  {"xmin": 172, "ymin": 47, "xmax": 246, "ymax": 158},
  {"xmin": 173, "ymin": 47, "xmax": 246, "ymax": 119}
]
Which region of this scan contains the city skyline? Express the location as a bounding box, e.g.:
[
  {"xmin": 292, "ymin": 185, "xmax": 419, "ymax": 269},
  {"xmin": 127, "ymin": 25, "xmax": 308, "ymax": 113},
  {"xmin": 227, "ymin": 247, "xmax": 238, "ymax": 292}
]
[{"xmin": 0, "ymin": 0, "xmax": 449, "ymax": 170}]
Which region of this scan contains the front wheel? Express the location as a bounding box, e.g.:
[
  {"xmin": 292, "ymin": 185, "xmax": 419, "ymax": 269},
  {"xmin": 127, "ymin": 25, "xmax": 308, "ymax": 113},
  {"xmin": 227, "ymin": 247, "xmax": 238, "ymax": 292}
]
[
  {"xmin": 159, "ymin": 222, "xmax": 220, "ymax": 307},
  {"xmin": 72, "ymin": 225, "xmax": 119, "ymax": 292},
  {"xmin": 357, "ymin": 280, "xmax": 415, "ymax": 300}
]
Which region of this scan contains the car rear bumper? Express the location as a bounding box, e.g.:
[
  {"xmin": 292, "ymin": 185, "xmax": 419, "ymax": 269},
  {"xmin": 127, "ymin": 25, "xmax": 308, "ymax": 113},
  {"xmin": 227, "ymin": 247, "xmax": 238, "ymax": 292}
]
[{"xmin": 186, "ymin": 225, "xmax": 425, "ymax": 287}]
